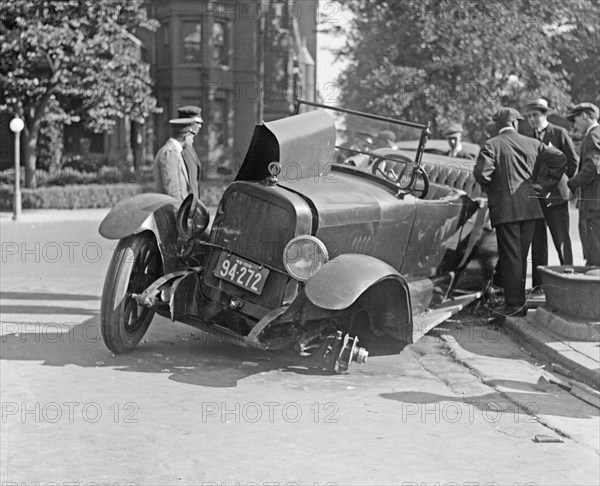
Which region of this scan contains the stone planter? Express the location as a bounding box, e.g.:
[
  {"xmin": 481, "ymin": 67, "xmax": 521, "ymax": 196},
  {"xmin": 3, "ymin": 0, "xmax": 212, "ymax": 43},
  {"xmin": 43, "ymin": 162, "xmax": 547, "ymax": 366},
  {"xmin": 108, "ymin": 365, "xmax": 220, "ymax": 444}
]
[{"xmin": 539, "ymin": 265, "xmax": 600, "ymax": 320}]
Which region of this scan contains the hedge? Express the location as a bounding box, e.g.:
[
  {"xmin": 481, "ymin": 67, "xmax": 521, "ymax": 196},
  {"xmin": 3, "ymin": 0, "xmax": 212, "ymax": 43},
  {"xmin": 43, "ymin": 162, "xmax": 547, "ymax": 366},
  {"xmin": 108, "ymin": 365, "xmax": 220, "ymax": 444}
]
[
  {"xmin": 0, "ymin": 183, "xmax": 144, "ymax": 210},
  {"xmin": 0, "ymin": 181, "xmax": 229, "ymax": 210}
]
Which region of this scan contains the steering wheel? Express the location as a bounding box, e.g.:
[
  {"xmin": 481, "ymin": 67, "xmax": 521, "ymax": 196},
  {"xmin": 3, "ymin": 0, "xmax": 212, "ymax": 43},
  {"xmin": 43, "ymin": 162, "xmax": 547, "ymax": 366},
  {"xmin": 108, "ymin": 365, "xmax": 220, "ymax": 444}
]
[
  {"xmin": 370, "ymin": 153, "xmax": 414, "ymax": 182},
  {"xmin": 413, "ymin": 166, "xmax": 430, "ymax": 199},
  {"xmin": 371, "ymin": 156, "xmax": 429, "ymax": 199}
]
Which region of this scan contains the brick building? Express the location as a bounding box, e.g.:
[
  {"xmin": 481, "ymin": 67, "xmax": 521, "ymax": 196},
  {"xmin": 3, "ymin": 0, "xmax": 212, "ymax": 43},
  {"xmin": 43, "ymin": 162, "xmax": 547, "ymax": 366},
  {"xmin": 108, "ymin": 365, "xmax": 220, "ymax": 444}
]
[
  {"xmin": 1, "ymin": 0, "xmax": 317, "ymax": 180},
  {"xmin": 138, "ymin": 0, "xmax": 317, "ymax": 179}
]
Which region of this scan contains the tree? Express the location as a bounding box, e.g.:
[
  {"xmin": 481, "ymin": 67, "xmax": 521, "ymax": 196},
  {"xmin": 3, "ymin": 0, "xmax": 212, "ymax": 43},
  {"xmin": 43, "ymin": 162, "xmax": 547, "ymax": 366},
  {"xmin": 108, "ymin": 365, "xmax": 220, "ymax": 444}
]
[
  {"xmin": 559, "ymin": 21, "xmax": 600, "ymax": 106},
  {"xmin": 0, "ymin": 0, "xmax": 159, "ymax": 187},
  {"xmin": 337, "ymin": 0, "xmax": 599, "ymax": 143}
]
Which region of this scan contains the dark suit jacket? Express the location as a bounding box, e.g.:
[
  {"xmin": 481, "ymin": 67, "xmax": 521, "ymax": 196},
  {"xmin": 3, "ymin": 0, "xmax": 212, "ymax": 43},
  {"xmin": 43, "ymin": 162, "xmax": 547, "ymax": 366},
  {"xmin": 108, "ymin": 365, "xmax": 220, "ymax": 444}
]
[
  {"xmin": 182, "ymin": 144, "xmax": 202, "ymax": 198},
  {"xmin": 530, "ymin": 122, "xmax": 579, "ymax": 207},
  {"xmin": 568, "ymin": 125, "xmax": 600, "ymax": 218},
  {"xmin": 474, "ymin": 129, "xmax": 566, "ymax": 227}
]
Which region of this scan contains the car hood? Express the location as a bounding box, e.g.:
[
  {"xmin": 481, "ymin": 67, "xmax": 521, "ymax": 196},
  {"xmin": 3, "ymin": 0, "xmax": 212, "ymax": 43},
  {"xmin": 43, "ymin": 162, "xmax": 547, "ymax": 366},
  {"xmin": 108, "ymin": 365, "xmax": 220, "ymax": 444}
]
[{"xmin": 278, "ymin": 172, "xmax": 415, "ymax": 266}]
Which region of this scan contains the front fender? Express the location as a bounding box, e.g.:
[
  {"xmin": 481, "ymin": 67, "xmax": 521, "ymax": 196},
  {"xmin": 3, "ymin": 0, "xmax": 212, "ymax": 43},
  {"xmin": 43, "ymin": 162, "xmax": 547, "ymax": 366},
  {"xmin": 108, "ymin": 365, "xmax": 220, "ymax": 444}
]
[
  {"xmin": 99, "ymin": 193, "xmax": 181, "ymax": 272},
  {"xmin": 305, "ymin": 254, "xmax": 410, "ymax": 312}
]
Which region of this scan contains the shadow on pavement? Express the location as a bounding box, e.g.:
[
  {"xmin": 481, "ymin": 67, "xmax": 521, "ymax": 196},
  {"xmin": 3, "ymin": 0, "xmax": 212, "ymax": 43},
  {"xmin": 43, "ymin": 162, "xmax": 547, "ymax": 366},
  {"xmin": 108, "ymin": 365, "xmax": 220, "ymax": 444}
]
[
  {"xmin": 380, "ymin": 389, "xmax": 599, "ymax": 420},
  {"xmin": 0, "ymin": 315, "xmax": 353, "ymax": 388}
]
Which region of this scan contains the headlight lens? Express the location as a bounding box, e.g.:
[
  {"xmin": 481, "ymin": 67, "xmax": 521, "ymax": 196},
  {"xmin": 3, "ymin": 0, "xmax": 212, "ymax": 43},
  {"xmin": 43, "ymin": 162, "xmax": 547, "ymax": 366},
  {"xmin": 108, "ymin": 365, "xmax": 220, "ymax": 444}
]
[{"xmin": 283, "ymin": 236, "xmax": 329, "ymax": 282}]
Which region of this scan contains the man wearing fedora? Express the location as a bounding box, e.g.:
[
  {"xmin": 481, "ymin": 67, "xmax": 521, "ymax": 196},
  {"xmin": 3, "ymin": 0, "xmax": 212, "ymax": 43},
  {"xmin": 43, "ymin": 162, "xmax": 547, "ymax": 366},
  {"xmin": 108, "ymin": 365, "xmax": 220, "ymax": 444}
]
[
  {"xmin": 443, "ymin": 124, "xmax": 475, "ymax": 159},
  {"xmin": 524, "ymin": 98, "xmax": 579, "ymax": 292},
  {"xmin": 566, "ymin": 102, "xmax": 600, "ymax": 266},
  {"xmin": 153, "ymin": 118, "xmax": 198, "ymax": 203},
  {"xmin": 474, "ymin": 107, "xmax": 566, "ymax": 317},
  {"xmin": 373, "ymin": 130, "xmax": 398, "ymax": 150},
  {"xmin": 177, "ymin": 105, "xmax": 204, "ymax": 198}
]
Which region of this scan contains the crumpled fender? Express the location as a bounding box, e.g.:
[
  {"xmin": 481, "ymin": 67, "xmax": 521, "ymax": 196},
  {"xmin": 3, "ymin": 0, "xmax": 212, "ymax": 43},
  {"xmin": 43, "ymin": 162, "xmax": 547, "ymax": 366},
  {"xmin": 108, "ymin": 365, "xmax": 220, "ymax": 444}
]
[
  {"xmin": 305, "ymin": 253, "xmax": 410, "ymax": 311},
  {"xmin": 99, "ymin": 193, "xmax": 181, "ymax": 272}
]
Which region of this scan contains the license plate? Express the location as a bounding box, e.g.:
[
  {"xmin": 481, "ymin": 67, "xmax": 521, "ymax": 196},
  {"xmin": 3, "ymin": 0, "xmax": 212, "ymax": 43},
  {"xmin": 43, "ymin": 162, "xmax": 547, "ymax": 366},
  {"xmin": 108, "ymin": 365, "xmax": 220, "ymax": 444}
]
[{"xmin": 213, "ymin": 252, "xmax": 269, "ymax": 295}]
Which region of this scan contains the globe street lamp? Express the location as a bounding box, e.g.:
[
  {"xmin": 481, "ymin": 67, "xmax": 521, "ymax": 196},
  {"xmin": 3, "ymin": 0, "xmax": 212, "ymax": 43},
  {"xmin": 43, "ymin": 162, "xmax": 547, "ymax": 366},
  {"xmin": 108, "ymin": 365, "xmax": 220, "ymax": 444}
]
[{"xmin": 9, "ymin": 116, "xmax": 24, "ymax": 221}]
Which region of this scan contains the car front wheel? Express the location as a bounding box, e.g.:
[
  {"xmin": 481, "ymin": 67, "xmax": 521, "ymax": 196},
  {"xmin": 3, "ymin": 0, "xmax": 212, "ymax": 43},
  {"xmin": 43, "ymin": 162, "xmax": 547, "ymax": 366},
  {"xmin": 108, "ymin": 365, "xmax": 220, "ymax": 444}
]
[{"xmin": 101, "ymin": 233, "xmax": 162, "ymax": 354}]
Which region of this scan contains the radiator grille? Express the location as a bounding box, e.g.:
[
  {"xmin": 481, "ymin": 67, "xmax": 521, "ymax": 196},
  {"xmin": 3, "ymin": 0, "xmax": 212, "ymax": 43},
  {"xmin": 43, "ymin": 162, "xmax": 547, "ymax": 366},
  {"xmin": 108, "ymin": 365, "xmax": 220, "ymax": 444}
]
[
  {"xmin": 203, "ymin": 189, "xmax": 296, "ymax": 313},
  {"xmin": 211, "ymin": 191, "xmax": 294, "ymax": 269}
]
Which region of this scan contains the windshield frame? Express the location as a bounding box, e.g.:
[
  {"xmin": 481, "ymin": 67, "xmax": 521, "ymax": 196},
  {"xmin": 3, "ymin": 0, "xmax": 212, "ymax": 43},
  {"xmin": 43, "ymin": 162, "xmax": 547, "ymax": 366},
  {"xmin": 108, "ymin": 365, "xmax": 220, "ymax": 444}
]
[{"xmin": 293, "ymin": 99, "xmax": 432, "ymax": 194}]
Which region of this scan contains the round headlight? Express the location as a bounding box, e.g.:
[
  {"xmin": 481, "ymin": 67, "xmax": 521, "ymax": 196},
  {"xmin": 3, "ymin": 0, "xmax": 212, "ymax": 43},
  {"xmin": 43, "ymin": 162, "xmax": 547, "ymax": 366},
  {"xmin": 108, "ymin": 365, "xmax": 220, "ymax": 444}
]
[{"xmin": 283, "ymin": 236, "xmax": 329, "ymax": 282}]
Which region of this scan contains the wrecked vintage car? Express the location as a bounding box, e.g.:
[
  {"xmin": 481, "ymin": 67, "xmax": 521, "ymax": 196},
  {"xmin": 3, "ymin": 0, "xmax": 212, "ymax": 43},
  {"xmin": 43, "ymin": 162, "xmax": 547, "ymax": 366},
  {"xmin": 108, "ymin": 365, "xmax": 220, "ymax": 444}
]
[{"xmin": 98, "ymin": 101, "xmax": 495, "ymax": 373}]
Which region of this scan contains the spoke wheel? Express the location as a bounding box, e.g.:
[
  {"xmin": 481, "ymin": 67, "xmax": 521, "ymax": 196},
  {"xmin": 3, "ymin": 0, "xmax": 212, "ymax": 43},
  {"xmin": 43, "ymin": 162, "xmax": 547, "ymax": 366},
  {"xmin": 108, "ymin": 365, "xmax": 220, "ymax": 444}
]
[{"xmin": 101, "ymin": 233, "xmax": 162, "ymax": 353}]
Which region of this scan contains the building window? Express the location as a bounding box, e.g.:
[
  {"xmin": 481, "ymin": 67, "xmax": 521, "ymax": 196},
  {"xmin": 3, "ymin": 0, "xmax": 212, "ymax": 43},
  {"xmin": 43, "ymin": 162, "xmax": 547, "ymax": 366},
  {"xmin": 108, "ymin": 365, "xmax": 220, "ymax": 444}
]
[
  {"xmin": 182, "ymin": 22, "xmax": 202, "ymax": 64},
  {"xmin": 267, "ymin": 3, "xmax": 291, "ymax": 85},
  {"xmin": 159, "ymin": 22, "xmax": 170, "ymax": 64},
  {"xmin": 212, "ymin": 21, "xmax": 229, "ymax": 67},
  {"xmin": 63, "ymin": 124, "xmax": 104, "ymax": 155},
  {"xmin": 89, "ymin": 133, "xmax": 105, "ymax": 153},
  {"xmin": 209, "ymin": 98, "xmax": 234, "ymax": 176}
]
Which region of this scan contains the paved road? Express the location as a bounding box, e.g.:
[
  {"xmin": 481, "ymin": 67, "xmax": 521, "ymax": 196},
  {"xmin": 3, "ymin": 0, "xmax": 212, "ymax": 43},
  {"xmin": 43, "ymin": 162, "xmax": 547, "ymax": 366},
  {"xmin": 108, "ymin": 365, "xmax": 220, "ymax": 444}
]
[{"xmin": 1, "ymin": 211, "xmax": 598, "ymax": 485}]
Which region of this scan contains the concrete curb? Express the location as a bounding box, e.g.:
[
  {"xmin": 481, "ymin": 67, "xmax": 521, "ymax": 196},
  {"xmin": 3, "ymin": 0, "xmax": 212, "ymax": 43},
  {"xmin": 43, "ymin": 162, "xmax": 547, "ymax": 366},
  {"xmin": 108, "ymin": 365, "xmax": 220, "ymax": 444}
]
[
  {"xmin": 504, "ymin": 313, "xmax": 600, "ymax": 391},
  {"xmin": 534, "ymin": 306, "xmax": 600, "ymax": 342}
]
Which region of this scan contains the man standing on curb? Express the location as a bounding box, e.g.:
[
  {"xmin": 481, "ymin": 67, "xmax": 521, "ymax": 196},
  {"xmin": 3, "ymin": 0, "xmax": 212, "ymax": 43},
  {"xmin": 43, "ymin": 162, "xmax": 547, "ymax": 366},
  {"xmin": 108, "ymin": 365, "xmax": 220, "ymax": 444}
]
[
  {"xmin": 524, "ymin": 98, "xmax": 579, "ymax": 293},
  {"xmin": 474, "ymin": 107, "xmax": 567, "ymax": 317},
  {"xmin": 566, "ymin": 103, "xmax": 600, "ymax": 267},
  {"xmin": 177, "ymin": 105, "xmax": 204, "ymax": 199},
  {"xmin": 153, "ymin": 118, "xmax": 198, "ymax": 204}
]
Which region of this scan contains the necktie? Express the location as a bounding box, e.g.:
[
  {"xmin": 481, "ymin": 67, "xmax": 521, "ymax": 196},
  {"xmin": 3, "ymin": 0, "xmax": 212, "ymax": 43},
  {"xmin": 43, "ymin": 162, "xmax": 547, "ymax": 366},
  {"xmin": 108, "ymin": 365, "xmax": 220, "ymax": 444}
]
[{"xmin": 536, "ymin": 129, "xmax": 544, "ymax": 141}]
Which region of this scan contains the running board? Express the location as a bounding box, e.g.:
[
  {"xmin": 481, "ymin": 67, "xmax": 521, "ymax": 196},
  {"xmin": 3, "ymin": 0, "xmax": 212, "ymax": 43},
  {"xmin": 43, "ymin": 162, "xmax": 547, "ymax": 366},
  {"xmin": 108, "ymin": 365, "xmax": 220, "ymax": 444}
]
[{"xmin": 410, "ymin": 291, "xmax": 481, "ymax": 343}]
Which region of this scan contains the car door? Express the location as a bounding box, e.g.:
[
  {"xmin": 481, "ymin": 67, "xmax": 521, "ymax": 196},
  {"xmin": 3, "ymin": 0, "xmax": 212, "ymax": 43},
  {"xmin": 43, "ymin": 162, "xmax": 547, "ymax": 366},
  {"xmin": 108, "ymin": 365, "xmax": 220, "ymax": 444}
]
[{"xmin": 399, "ymin": 189, "xmax": 476, "ymax": 277}]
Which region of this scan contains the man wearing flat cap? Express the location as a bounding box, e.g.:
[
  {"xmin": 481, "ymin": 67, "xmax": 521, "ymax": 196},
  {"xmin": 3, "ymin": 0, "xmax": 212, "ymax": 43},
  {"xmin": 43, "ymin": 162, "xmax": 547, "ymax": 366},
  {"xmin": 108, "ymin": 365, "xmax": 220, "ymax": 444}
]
[
  {"xmin": 524, "ymin": 98, "xmax": 579, "ymax": 292},
  {"xmin": 474, "ymin": 107, "xmax": 567, "ymax": 317},
  {"xmin": 566, "ymin": 102, "xmax": 600, "ymax": 266},
  {"xmin": 153, "ymin": 118, "xmax": 198, "ymax": 203},
  {"xmin": 177, "ymin": 105, "xmax": 204, "ymax": 198},
  {"xmin": 443, "ymin": 124, "xmax": 475, "ymax": 159}
]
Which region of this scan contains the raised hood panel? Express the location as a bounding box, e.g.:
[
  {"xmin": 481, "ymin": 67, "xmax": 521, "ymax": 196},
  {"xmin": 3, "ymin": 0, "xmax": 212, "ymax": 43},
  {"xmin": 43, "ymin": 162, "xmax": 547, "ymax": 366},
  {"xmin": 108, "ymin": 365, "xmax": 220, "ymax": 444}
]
[{"xmin": 235, "ymin": 110, "xmax": 335, "ymax": 182}]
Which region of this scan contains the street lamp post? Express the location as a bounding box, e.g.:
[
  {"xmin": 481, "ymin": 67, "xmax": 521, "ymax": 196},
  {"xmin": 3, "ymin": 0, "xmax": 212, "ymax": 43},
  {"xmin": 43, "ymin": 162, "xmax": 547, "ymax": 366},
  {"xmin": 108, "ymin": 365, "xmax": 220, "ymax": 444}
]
[{"xmin": 9, "ymin": 116, "xmax": 24, "ymax": 221}]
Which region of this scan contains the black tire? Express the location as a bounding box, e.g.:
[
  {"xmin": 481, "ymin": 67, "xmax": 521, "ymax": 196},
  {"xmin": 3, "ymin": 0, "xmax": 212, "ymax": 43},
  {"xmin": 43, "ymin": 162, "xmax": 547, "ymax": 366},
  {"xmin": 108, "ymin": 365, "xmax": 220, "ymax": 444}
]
[{"xmin": 101, "ymin": 233, "xmax": 162, "ymax": 353}]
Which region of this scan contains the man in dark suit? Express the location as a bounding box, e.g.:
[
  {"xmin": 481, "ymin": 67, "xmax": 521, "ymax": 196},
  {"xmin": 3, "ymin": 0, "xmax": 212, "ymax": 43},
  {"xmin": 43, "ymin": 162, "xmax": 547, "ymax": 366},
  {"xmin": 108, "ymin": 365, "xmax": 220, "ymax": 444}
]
[
  {"xmin": 567, "ymin": 103, "xmax": 600, "ymax": 266},
  {"xmin": 177, "ymin": 105, "xmax": 204, "ymax": 198},
  {"xmin": 524, "ymin": 98, "xmax": 579, "ymax": 292},
  {"xmin": 474, "ymin": 107, "xmax": 567, "ymax": 316},
  {"xmin": 153, "ymin": 118, "xmax": 197, "ymax": 203},
  {"xmin": 443, "ymin": 124, "xmax": 475, "ymax": 159}
]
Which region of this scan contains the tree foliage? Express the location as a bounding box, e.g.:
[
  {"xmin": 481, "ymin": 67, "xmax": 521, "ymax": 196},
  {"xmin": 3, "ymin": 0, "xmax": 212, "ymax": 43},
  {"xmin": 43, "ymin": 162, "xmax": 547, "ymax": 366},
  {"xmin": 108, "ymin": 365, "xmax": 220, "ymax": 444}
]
[
  {"xmin": 337, "ymin": 0, "xmax": 599, "ymax": 143},
  {"xmin": 0, "ymin": 0, "xmax": 159, "ymax": 187}
]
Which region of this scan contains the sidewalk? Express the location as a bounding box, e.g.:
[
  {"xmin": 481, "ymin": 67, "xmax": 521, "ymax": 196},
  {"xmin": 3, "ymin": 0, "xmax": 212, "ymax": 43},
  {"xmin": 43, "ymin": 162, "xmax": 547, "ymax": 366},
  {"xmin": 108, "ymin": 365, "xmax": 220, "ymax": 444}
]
[
  {"xmin": 503, "ymin": 203, "xmax": 600, "ymax": 393},
  {"xmin": 504, "ymin": 312, "xmax": 600, "ymax": 392},
  {"xmin": 438, "ymin": 323, "xmax": 600, "ymax": 454}
]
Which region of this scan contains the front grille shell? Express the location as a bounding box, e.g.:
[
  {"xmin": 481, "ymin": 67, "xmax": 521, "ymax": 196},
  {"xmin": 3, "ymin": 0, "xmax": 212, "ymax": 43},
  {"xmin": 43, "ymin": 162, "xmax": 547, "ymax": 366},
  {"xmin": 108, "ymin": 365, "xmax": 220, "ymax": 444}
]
[{"xmin": 202, "ymin": 182, "xmax": 312, "ymax": 319}]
